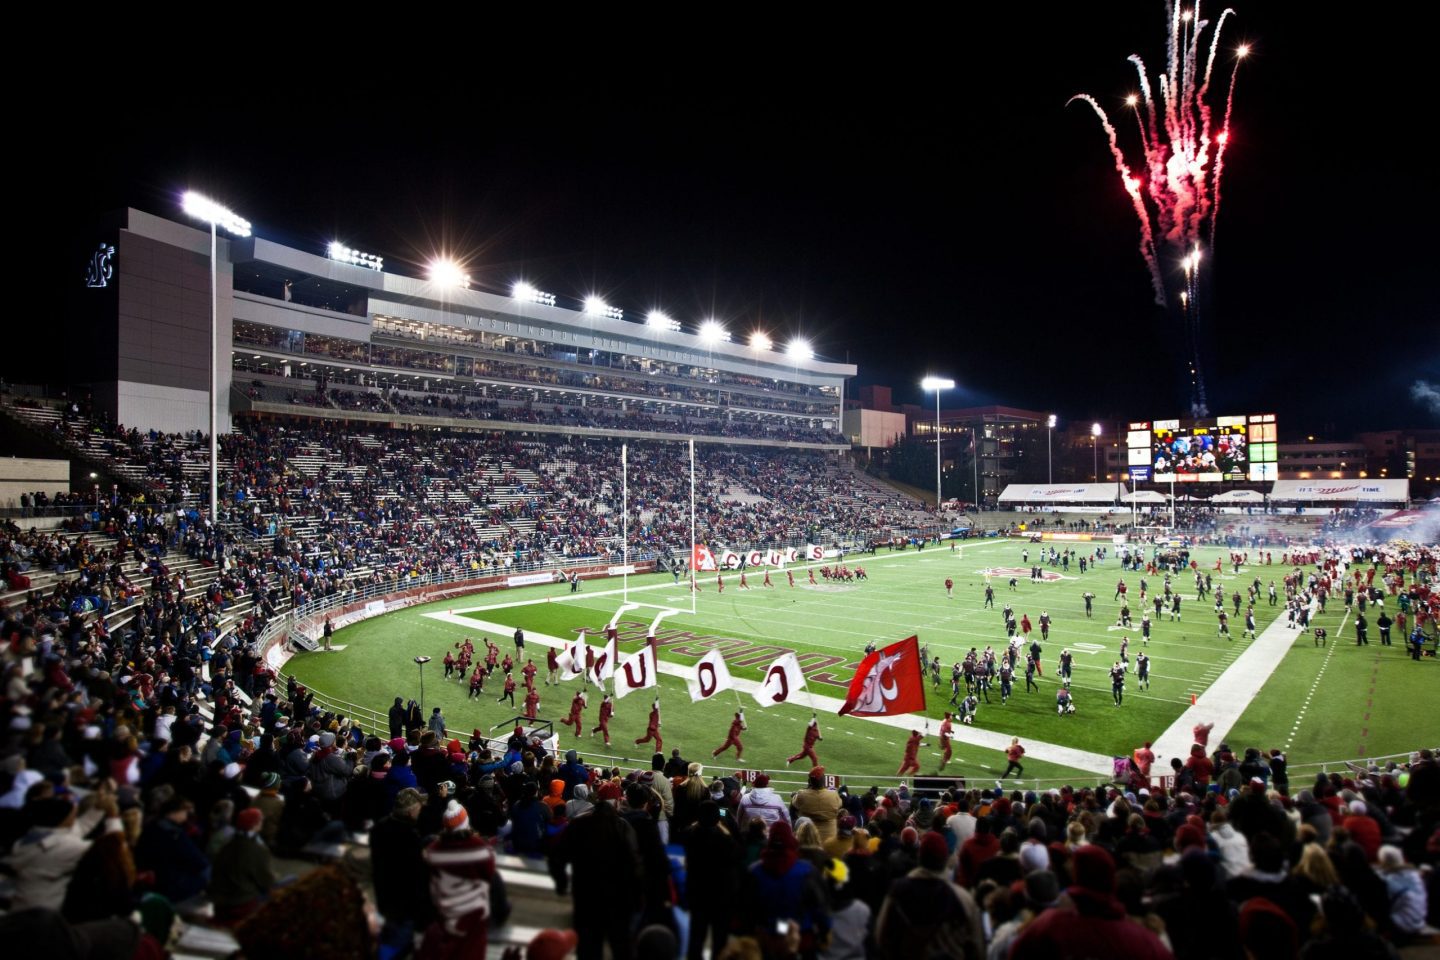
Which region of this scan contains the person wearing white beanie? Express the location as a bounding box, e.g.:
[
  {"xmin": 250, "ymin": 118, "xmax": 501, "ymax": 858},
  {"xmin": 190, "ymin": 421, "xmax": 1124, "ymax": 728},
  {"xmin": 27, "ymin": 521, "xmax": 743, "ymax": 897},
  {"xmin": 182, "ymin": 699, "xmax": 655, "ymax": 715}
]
[{"xmin": 421, "ymin": 798, "xmax": 511, "ymax": 956}]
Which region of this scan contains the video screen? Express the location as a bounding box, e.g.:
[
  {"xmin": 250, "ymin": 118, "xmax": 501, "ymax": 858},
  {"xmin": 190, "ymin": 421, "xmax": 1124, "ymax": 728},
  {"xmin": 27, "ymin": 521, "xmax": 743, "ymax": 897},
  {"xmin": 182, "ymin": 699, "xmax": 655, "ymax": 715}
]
[{"xmin": 1152, "ymin": 417, "xmax": 1248, "ymax": 482}]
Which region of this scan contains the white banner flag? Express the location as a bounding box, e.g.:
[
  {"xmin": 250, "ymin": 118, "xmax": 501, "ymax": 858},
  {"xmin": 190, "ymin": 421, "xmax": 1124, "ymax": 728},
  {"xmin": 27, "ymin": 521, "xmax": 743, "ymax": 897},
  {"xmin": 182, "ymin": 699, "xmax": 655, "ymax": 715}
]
[
  {"xmin": 591, "ymin": 635, "xmax": 617, "ymax": 683},
  {"xmin": 614, "ymin": 643, "xmax": 658, "ymax": 699},
  {"xmin": 687, "ymin": 649, "xmax": 734, "ymax": 701},
  {"xmin": 721, "ymin": 550, "xmax": 742, "ymax": 570},
  {"xmin": 805, "ymin": 544, "xmax": 824, "ymax": 561},
  {"xmin": 557, "ymin": 630, "xmax": 586, "ymax": 680},
  {"xmin": 753, "ymin": 652, "xmax": 806, "ymax": 708}
]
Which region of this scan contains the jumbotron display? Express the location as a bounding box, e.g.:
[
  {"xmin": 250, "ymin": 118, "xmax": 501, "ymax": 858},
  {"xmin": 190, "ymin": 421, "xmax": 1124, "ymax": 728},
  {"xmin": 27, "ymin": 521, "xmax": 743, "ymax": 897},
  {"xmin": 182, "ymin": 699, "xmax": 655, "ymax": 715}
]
[{"xmin": 1126, "ymin": 414, "xmax": 1277, "ymax": 482}]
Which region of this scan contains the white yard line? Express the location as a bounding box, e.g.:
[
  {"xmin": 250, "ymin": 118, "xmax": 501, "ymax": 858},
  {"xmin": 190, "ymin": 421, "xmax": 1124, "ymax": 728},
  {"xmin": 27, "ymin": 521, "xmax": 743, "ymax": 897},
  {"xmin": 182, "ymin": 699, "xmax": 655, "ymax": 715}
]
[{"xmin": 1149, "ymin": 575, "xmax": 1339, "ymax": 766}]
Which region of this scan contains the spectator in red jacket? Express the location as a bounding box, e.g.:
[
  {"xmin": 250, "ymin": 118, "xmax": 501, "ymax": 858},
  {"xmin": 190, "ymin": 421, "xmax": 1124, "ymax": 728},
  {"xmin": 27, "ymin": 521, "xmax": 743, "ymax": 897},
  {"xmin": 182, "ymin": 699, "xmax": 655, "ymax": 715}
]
[
  {"xmin": 1341, "ymin": 799, "xmax": 1383, "ymax": 861},
  {"xmin": 955, "ymin": 815, "xmax": 999, "ymax": 888},
  {"xmin": 1184, "ymin": 744, "xmax": 1214, "ymax": 790}
]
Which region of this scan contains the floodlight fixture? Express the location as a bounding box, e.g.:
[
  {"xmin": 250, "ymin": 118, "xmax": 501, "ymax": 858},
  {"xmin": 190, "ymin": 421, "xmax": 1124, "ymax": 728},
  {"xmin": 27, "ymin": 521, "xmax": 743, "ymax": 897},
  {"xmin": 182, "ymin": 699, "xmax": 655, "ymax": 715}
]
[
  {"xmin": 428, "ymin": 258, "xmax": 471, "ymax": 289},
  {"xmin": 698, "ymin": 319, "xmax": 730, "ymax": 345},
  {"xmin": 181, "ymin": 191, "xmax": 251, "ymax": 237},
  {"xmin": 328, "ymin": 241, "xmax": 383, "ymax": 271},
  {"xmin": 512, "ymin": 281, "xmax": 556, "ymax": 307}
]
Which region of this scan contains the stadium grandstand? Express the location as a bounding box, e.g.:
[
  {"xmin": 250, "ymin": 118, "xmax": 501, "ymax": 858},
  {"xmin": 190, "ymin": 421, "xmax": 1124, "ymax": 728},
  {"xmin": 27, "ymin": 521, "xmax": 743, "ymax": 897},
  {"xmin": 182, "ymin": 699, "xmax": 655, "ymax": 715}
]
[{"xmin": 2, "ymin": 205, "xmax": 1437, "ymax": 959}]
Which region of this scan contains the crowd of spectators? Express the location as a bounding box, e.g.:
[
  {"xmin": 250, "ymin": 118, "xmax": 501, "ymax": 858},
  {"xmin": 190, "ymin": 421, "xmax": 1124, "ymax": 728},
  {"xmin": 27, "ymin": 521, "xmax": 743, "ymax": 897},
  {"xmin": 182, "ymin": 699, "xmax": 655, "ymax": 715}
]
[
  {"xmin": 4, "ymin": 397, "xmax": 930, "ymax": 586},
  {"xmin": 4, "ymin": 621, "xmax": 1437, "ymax": 960}
]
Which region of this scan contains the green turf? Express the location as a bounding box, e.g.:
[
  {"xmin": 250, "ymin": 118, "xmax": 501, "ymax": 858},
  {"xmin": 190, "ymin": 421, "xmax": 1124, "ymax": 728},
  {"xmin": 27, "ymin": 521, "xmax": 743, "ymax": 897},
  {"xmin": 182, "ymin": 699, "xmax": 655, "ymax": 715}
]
[
  {"xmin": 286, "ymin": 540, "xmax": 1439, "ymax": 783},
  {"xmin": 1224, "ymin": 599, "xmax": 1434, "ymax": 767}
]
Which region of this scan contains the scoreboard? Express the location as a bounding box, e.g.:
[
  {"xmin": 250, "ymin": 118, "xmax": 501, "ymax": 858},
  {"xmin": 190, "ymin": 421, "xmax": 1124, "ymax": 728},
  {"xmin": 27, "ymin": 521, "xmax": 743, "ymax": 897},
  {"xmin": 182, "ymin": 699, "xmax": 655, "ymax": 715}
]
[{"xmin": 1126, "ymin": 414, "xmax": 1277, "ymax": 483}]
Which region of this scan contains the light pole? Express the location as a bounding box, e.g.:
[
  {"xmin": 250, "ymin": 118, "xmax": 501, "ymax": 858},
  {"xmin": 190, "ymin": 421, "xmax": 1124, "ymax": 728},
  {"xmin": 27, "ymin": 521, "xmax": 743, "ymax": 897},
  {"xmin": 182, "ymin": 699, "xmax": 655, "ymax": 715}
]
[
  {"xmin": 1091, "ymin": 422, "xmax": 1103, "ymax": 484},
  {"xmin": 973, "ymin": 426, "xmax": 981, "ymax": 512},
  {"xmin": 181, "ymin": 191, "xmax": 251, "ymax": 523},
  {"xmin": 1047, "ymin": 414, "xmax": 1057, "ymax": 483},
  {"xmin": 414, "ymin": 656, "xmax": 432, "ymax": 712},
  {"xmin": 920, "ymin": 376, "xmax": 955, "ymax": 514}
]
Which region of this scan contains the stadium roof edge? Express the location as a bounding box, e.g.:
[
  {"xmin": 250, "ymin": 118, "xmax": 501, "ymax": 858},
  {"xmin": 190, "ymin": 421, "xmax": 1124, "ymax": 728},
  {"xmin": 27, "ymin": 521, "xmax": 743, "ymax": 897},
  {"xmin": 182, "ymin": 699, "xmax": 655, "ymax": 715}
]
[{"xmin": 127, "ymin": 212, "xmax": 856, "ymax": 380}]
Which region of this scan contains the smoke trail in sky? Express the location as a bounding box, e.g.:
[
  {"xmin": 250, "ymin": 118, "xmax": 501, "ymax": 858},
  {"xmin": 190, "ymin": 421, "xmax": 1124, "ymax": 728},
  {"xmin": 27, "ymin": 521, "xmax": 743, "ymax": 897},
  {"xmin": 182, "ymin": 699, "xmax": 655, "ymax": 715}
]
[{"xmin": 1412, "ymin": 380, "xmax": 1440, "ymax": 418}]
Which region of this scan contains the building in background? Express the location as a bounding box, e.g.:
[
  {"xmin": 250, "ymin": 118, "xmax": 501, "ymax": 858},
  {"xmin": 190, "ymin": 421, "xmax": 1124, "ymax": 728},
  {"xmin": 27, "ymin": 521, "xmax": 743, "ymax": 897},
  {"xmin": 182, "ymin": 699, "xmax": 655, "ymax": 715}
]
[
  {"xmin": 903, "ymin": 404, "xmax": 1050, "ymax": 506},
  {"xmin": 1275, "ymin": 439, "xmax": 1371, "ymax": 480},
  {"xmin": 1357, "ymin": 430, "xmax": 1440, "ymax": 490}
]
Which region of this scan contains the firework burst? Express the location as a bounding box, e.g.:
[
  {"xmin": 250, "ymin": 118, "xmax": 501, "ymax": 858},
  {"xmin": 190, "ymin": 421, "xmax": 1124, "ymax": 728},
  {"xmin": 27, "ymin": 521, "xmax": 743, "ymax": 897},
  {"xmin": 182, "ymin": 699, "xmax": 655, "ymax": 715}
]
[{"xmin": 1069, "ymin": 1, "xmax": 1249, "ymax": 416}]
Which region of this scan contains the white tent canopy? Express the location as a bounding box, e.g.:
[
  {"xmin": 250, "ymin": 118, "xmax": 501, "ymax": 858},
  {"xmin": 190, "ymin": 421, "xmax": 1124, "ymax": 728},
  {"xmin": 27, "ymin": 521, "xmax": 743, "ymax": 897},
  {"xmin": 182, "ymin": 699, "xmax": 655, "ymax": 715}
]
[
  {"xmin": 998, "ymin": 483, "xmax": 1126, "ymax": 504},
  {"xmin": 1122, "ymin": 490, "xmax": 1167, "ymax": 503},
  {"xmin": 1269, "ymin": 479, "xmax": 1409, "ymax": 503},
  {"xmin": 1211, "ymin": 489, "xmax": 1267, "ymax": 503}
]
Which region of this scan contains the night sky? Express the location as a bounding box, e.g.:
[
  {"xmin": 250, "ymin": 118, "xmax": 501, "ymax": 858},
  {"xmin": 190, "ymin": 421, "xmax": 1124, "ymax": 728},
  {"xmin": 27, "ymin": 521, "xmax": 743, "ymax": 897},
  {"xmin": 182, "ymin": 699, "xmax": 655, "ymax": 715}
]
[{"xmin": 32, "ymin": 3, "xmax": 1437, "ymax": 436}]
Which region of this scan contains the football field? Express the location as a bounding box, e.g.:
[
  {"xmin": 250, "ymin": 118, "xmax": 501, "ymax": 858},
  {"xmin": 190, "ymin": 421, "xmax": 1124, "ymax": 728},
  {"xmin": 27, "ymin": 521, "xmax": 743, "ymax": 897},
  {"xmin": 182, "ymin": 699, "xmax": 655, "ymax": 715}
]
[{"xmin": 286, "ymin": 538, "xmax": 1438, "ymax": 788}]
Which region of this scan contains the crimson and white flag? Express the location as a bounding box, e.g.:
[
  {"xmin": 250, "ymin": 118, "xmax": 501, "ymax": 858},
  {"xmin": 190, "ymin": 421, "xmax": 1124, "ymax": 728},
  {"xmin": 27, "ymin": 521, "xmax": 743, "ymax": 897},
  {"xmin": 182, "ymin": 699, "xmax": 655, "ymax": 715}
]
[
  {"xmin": 614, "ymin": 642, "xmax": 658, "ymax": 699},
  {"xmin": 753, "ymin": 652, "xmax": 806, "ymax": 708},
  {"xmin": 692, "ymin": 543, "xmax": 718, "ymax": 572},
  {"xmin": 590, "ymin": 634, "xmax": 617, "ymax": 683},
  {"xmin": 687, "ymin": 649, "xmax": 734, "ymax": 701},
  {"xmin": 838, "ymin": 635, "xmax": 927, "ymax": 717}
]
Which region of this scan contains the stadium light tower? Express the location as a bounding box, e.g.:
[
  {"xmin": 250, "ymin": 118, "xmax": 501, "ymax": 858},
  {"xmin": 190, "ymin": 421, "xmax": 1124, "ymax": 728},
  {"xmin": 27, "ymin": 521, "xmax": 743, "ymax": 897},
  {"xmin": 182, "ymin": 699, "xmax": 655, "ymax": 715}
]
[
  {"xmin": 1091, "ymin": 422, "xmax": 1103, "ymax": 483},
  {"xmin": 749, "ymin": 331, "xmax": 773, "ymax": 352},
  {"xmin": 1047, "ymin": 414, "xmax": 1058, "ymax": 483},
  {"xmin": 921, "ymin": 377, "xmax": 955, "ymax": 513},
  {"xmin": 181, "ymin": 191, "xmax": 251, "ymax": 523}
]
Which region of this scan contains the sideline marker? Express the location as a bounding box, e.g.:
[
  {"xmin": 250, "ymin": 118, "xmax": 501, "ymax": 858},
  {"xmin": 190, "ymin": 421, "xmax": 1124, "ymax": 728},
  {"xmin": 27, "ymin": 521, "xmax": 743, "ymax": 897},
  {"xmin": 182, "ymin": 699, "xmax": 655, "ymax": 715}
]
[{"xmin": 1190, "ymin": 693, "xmax": 1197, "ymax": 705}]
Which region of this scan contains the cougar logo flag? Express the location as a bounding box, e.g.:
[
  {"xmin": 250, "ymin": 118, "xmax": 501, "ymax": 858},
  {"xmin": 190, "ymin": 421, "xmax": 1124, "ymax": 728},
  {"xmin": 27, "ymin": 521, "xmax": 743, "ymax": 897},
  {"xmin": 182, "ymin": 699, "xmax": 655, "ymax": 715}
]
[
  {"xmin": 753, "ymin": 652, "xmax": 806, "ymax": 708},
  {"xmin": 614, "ymin": 642, "xmax": 658, "ymax": 699},
  {"xmin": 687, "ymin": 649, "xmax": 734, "ymax": 701},
  {"xmin": 590, "ymin": 634, "xmax": 617, "ymax": 683},
  {"xmin": 557, "ymin": 630, "xmax": 586, "ymax": 680},
  {"xmin": 692, "ymin": 543, "xmax": 718, "ymax": 572},
  {"xmin": 838, "ymin": 635, "xmax": 926, "ymax": 717}
]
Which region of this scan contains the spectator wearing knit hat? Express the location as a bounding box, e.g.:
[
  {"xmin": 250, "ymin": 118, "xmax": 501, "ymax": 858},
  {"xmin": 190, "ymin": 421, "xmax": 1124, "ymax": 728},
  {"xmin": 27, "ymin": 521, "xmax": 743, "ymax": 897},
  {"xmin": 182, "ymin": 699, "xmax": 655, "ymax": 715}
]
[
  {"xmin": 742, "ymin": 820, "xmax": 832, "ymax": 957},
  {"xmin": 791, "ymin": 766, "xmax": 842, "ymax": 843},
  {"xmin": 421, "ymin": 800, "xmax": 510, "ymax": 959},
  {"xmin": 737, "ymin": 771, "xmax": 794, "ymax": 834}
]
